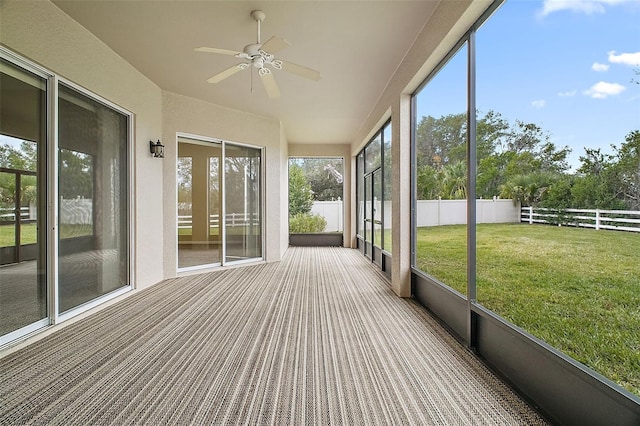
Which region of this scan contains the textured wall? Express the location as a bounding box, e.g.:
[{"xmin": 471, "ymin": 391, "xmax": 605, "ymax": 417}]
[
  {"xmin": 0, "ymin": 0, "xmax": 164, "ymax": 289},
  {"xmin": 161, "ymin": 91, "xmax": 286, "ymax": 275}
]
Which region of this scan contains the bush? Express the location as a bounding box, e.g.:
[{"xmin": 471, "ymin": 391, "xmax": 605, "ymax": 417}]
[{"xmin": 289, "ymin": 213, "xmax": 327, "ymax": 234}]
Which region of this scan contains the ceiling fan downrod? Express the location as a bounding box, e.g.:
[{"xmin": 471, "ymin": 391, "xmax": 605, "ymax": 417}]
[{"xmin": 251, "ymin": 10, "xmax": 266, "ymax": 44}]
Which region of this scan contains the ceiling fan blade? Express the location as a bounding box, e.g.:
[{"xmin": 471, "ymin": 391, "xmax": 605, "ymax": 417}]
[
  {"xmin": 195, "ymin": 47, "xmax": 241, "ymax": 56},
  {"xmin": 207, "ymin": 64, "xmax": 246, "ymax": 84},
  {"xmin": 259, "ymin": 69, "xmax": 280, "ymax": 99},
  {"xmin": 280, "ymin": 60, "xmax": 321, "ymax": 81},
  {"xmin": 260, "ymin": 36, "xmax": 290, "ymax": 54}
]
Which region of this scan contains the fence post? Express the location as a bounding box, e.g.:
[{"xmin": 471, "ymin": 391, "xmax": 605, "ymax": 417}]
[
  {"xmin": 595, "ymin": 209, "xmax": 600, "ymax": 230},
  {"xmin": 529, "ymin": 206, "xmax": 533, "ymax": 225}
]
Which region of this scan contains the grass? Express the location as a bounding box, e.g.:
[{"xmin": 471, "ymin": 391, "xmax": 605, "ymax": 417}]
[
  {"xmin": 1, "ymin": 223, "xmax": 93, "ymax": 246},
  {"xmin": 416, "ymin": 223, "xmax": 640, "ymax": 396}
]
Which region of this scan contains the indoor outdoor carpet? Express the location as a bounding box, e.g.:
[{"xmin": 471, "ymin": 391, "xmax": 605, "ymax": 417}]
[{"xmin": 0, "ymin": 246, "xmax": 547, "ymax": 425}]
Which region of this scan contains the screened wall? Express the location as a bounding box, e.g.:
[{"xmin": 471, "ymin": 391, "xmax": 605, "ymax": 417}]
[
  {"xmin": 356, "ymin": 120, "xmax": 392, "ymax": 273},
  {"xmin": 411, "ymin": 0, "xmax": 639, "ymax": 421}
]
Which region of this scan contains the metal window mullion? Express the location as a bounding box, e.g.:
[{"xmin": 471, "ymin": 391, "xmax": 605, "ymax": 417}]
[
  {"xmin": 220, "ymin": 142, "xmax": 227, "ymax": 265},
  {"xmin": 410, "ymin": 95, "xmax": 417, "ymax": 268},
  {"xmin": 48, "ymin": 76, "xmax": 60, "ymax": 325},
  {"xmin": 466, "ymin": 31, "xmax": 478, "ymax": 348}
]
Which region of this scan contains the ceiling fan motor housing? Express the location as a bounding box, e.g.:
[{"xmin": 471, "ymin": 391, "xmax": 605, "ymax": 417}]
[{"xmin": 244, "ymin": 43, "xmax": 262, "ymax": 58}]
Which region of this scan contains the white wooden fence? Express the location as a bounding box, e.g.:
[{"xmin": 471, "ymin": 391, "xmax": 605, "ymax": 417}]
[{"xmin": 521, "ymin": 207, "xmax": 640, "ymax": 232}]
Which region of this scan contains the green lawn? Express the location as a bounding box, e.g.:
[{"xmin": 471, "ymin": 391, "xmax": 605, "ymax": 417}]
[
  {"xmin": 1, "ymin": 223, "xmax": 93, "ymax": 246},
  {"xmin": 416, "ymin": 223, "xmax": 640, "ymax": 396}
]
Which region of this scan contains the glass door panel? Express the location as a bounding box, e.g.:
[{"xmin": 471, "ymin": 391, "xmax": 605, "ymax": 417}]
[
  {"xmin": 209, "ymin": 156, "xmax": 221, "ymax": 250},
  {"xmin": 224, "ymin": 144, "xmax": 261, "ymax": 263},
  {"xmin": 372, "ymin": 169, "xmax": 382, "ymax": 249},
  {"xmin": 0, "ymin": 58, "xmax": 47, "ymax": 336},
  {"xmin": 364, "ymin": 174, "xmax": 372, "ymax": 258},
  {"xmin": 177, "ymin": 138, "xmax": 222, "ymax": 269},
  {"xmin": 58, "ymin": 83, "xmax": 129, "ymax": 313}
]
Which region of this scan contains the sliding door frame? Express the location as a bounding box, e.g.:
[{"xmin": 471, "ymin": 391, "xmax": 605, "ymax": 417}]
[
  {"xmin": 0, "ymin": 46, "xmax": 134, "ymax": 346},
  {"xmin": 176, "ymin": 132, "xmax": 265, "ymax": 273},
  {"xmin": 55, "ymin": 77, "xmax": 134, "ymax": 324}
]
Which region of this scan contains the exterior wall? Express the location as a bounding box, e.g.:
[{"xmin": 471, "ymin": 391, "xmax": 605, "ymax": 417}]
[
  {"xmin": 1, "ymin": 0, "xmax": 290, "ymax": 287},
  {"xmin": 162, "ymin": 91, "xmax": 286, "ymax": 276},
  {"xmin": 0, "ymin": 0, "xmax": 164, "ymax": 289},
  {"xmin": 288, "ymin": 143, "xmax": 352, "ymax": 247}
]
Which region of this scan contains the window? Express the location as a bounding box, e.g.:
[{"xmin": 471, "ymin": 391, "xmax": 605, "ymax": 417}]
[
  {"xmin": 412, "ymin": 43, "xmax": 468, "ymax": 296},
  {"xmin": 410, "ymin": 0, "xmax": 640, "ymax": 398},
  {"xmin": 476, "ymin": 0, "xmax": 640, "ymax": 396},
  {"xmin": 356, "ymin": 120, "xmax": 392, "ymax": 269}
]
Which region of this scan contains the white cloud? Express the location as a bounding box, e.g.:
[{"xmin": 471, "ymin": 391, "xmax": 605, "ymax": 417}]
[
  {"xmin": 539, "ymin": 0, "xmax": 631, "ymax": 16},
  {"xmin": 608, "ymin": 51, "xmax": 640, "ymax": 66},
  {"xmin": 558, "ymin": 90, "xmax": 577, "ymax": 97},
  {"xmin": 592, "ymin": 62, "xmax": 610, "ymax": 72},
  {"xmin": 583, "ymin": 81, "xmax": 626, "ymax": 98},
  {"xmin": 531, "ymin": 100, "xmax": 546, "ymax": 108}
]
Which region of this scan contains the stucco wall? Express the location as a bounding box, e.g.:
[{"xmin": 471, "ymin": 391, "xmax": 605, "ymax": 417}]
[
  {"xmin": 0, "ymin": 0, "xmax": 164, "ymax": 289},
  {"xmin": 162, "ymin": 91, "xmax": 286, "ymax": 276}
]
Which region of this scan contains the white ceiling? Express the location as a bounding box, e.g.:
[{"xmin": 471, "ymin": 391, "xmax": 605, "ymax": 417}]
[{"xmin": 52, "ymin": 1, "xmax": 438, "ymax": 145}]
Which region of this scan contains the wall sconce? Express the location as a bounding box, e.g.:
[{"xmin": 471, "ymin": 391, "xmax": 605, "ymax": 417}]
[{"xmin": 150, "ymin": 140, "xmax": 164, "ymax": 158}]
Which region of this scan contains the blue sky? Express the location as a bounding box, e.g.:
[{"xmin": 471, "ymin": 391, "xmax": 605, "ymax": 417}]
[{"xmin": 417, "ymin": 0, "xmax": 640, "ymax": 170}]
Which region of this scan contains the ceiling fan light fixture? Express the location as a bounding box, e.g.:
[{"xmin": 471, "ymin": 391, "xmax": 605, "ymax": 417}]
[{"xmin": 195, "ymin": 9, "xmax": 321, "ymax": 96}]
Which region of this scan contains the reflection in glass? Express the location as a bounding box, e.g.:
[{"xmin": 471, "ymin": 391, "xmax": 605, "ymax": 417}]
[
  {"xmin": 177, "ymin": 139, "xmax": 222, "ymax": 268},
  {"xmin": 364, "ymin": 174, "xmax": 372, "ymax": 252},
  {"xmin": 413, "ymin": 43, "xmax": 468, "ymax": 296},
  {"xmin": 365, "ymin": 134, "xmax": 382, "ymax": 173},
  {"xmin": 0, "ymin": 59, "xmax": 47, "ymax": 335},
  {"xmin": 58, "ymin": 83, "xmax": 129, "ymax": 313},
  {"xmin": 224, "ymin": 144, "xmax": 261, "ymax": 263},
  {"xmin": 372, "ymin": 169, "xmax": 382, "ymax": 248},
  {"xmin": 382, "ymin": 123, "xmax": 392, "ymax": 252},
  {"xmin": 356, "ymin": 153, "xmax": 364, "ymax": 239}
]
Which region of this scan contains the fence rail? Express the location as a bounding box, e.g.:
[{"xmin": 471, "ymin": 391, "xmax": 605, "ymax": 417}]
[
  {"xmin": 0, "ymin": 206, "xmax": 31, "ymax": 222},
  {"xmin": 178, "ymin": 213, "xmax": 259, "ymax": 229},
  {"xmin": 521, "ymin": 207, "xmax": 640, "ymax": 233}
]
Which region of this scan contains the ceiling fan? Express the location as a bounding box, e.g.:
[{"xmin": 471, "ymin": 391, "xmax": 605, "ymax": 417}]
[{"xmin": 195, "ymin": 10, "xmax": 321, "ymax": 98}]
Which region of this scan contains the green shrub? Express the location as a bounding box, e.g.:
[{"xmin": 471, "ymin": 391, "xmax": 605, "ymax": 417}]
[{"xmin": 289, "ymin": 213, "xmax": 327, "ymax": 234}]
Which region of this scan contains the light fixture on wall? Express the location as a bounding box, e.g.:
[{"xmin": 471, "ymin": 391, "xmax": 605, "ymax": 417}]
[{"xmin": 150, "ymin": 140, "xmax": 164, "ymax": 158}]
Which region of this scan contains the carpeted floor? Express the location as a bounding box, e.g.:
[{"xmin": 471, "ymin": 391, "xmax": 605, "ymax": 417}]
[{"xmin": 0, "ymin": 247, "xmax": 547, "ymax": 425}]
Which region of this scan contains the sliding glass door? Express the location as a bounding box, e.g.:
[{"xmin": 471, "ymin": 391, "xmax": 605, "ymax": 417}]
[
  {"xmin": 1, "ymin": 50, "xmax": 132, "ymax": 344},
  {"xmin": 0, "ymin": 58, "xmax": 48, "ymax": 337},
  {"xmin": 177, "ymin": 136, "xmax": 262, "ymax": 270},
  {"xmin": 57, "ymin": 83, "xmax": 130, "ymax": 313},
  {"xmin": 177, "ymin": 137, "xmax": 222, "ymax": 268},
  {"xmin": 224, "ymin": 144, "xmax": 261, "ymax": 263}
]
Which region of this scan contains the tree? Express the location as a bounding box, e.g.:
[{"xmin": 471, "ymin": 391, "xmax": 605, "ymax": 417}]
[
  {"xmin": 288, "ymin": 163, "xmax": 313, "ymax": 216},
  {"xmin": 613, "ymin": 130, "xmax": 640, "ymax": 210},
  {"xmin": 415, "ymin": 110, "xmax": 571, "ymax": 202},
  {"xmin": 499, "ymin": 172, "xmax": 557, "ymax": 207},
  {"xmin": 570, "ymin": 148, "xmax": 624, "ymax": 210},
  {"xmin": 0, "ymin": 140, "xmax": 39, "ymax": 210},
  {"xmin": 440, "ymin": 161, "xmax": 467, "ymax": 199}
]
